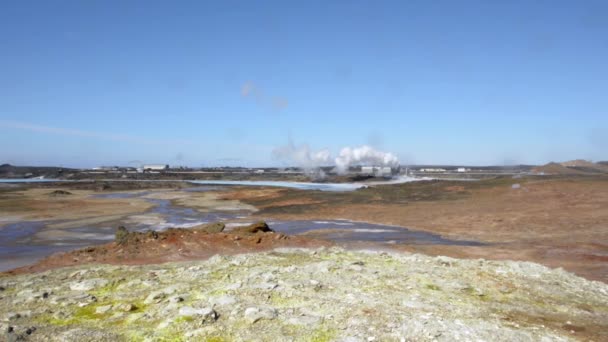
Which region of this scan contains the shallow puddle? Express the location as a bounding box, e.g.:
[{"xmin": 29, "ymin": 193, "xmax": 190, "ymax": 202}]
[{"xmin": 268, "ymin": 220, "xmax": 485, "ymax": 246}]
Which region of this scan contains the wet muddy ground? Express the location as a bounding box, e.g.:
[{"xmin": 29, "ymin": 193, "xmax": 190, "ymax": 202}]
[{"xmin": 0, "ymin": 186, "xmax": 485, "ymax": 271}]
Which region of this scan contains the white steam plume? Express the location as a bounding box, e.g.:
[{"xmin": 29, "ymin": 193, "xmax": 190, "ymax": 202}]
[
  {"xmin": 334, "ymin": 145, "xmax": 399, "ymax": 174},
  {"xmin": 272, "ymin": 141, "xmax": 331, "ymax": 170}
]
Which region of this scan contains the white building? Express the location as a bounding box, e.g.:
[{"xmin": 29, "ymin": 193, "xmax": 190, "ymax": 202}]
[
  {"xmin": 143, "ymin": 164, "xmax": 169, "ymax": 171},
  {"xmin": 361, "ymin": 166, "xmax": 393, "ymax": 177},
  {"xmin": 420, "ymin": 168, "xmax": 446, "ymax": 173},
  {"xmin": 361, "ymin": 166, "xmax": 376, "ymax": 174}
]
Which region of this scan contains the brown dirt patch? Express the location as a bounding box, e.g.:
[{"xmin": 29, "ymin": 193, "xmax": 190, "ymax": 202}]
[
  {"xmin": 0, "ymin": 188, "xmax": 153, "ymax": 224},
  {"xmin": 4, "ymin": 226, "xmax": 331, "ymax": 275},
  {"xmin": 238, "ymin": 177, "xmax": 608, "ymax": 283}
]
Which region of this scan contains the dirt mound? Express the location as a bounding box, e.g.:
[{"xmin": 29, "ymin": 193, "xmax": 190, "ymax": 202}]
[
  {"xmin": 4, "ymin": 222, "xmax": 330, "ymax": 275},
  {"xmin": 48, "ymin": 190, "xmax": 73, "ymax": 197}
]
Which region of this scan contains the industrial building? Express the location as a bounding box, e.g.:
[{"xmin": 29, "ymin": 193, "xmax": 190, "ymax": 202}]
[
  {"xmin": 142, "ymin": 164, "xmax": 169, "ymax": 171},
  {"xmin": 419, "ymin": 168, "xmax": 446, "ymax": 173},
  {"xmin": 361, "ymin": 166, "xmax": 393, "ymax": 177}
]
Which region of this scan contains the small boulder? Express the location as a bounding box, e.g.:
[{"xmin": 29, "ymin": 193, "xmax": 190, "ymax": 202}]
[
  {"xmin": 117, "ymin": 303, "xmax": 137, "ymax": 312},
  {"xmin": 232, "ymin": 221, "xmax": 273, "ymax": 235},
  {"xmin": 115, "ymin": 226, "xmax": 129, "ymax": 245},
  {"xmin": 95, "ymin": 305, "xmax": 112, "ymax": 314},
  {"xmin": 209, "ymin": 295, "xmax": 236, "ymax": 307},
  {"xmin": 244, "ymin": 306, "xmax": 277, "ymax": 324},
  {"xmin": 145, "ymin": 230, "xmax": 159, "ymax": 240}
]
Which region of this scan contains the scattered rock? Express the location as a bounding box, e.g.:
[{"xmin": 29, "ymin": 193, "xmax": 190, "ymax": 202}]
[
  {"xmin": 1, "ymin": 248, "xmax": 607, "ymax": 341},
  {"xmin": 286, "ymin": 315, "xmax": 321, "ymax": 326},
  {"xmin": 144, "ymin": 291, "xmax": 166, "ymax": 304},
  {"xmin": 5, "ymin": 313, "xmax": 20, "ymax": 321},
  {"xmin": 145, "ymin": 230, "xmax": 159, "ymax": 240},
  {"xmin": 118, "ymin": 303, "xmax": 137, "ymax": 312},
  {"xmin": 209, "ymin": 295, "xmax": 236, "ymax": 307},
  {"xmin": 69, "ymin": 278, "xmax": 108, "ymax": 292},
  {"xmin": 244, "ymin": 306, "xmax": 277, "ymax": 323},
  {"xmin": 95, "ymin": 305, "xmax": 112, "ymax": 314},
  {"xmin": 178, "ymin": 307, "xmax": 217, "ymax": 324},
  {"xmin": 169, "ymin": 296, "xmax": 185, "ymax": 303}
]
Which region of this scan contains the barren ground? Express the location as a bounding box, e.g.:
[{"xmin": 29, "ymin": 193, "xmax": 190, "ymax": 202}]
[
  {"xmin": 2, "ymin": 176, "xmax": 607, "ymax": 284},
  {"xmin": 221, "ymin": 176, "xmax": 608, "ymax": 283}
]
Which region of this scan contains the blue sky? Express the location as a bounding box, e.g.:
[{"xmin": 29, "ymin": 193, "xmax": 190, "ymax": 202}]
[{"xmin": 1, "ymin": 0, "xmax": 607, "ymax": 167}]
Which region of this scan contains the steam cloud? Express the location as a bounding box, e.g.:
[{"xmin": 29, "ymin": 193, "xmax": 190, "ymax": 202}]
[
  {"xmin": 272, "ymin": 141, "xmax": 331, "ymax": 169},
  {"xmin": 273, "ymin": 142, "xmax": 400, "ymax": 176},
  {"xmin": 335, "ymin": 145, "xmax": 399, "ymax": 174}
]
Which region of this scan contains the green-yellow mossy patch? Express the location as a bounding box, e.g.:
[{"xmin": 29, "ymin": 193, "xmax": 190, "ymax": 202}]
[
  {"xmin": 270, "ymin": 252, "xmax": 316, "ymax": 267},
  {"xmin": 208, "ymin": 288, "xmax": 230, "ymax": 296},
  {"xmin": 174, "ymin": 315, "xmax": 195, "ymax": 323},
  {"xmin": 204, "ymin": 336, "xmax": 230, "ymax": 342},
  {"xmin": 90, "ymin": 279, "xmax": 125, "ymax": 298},
  {"xmin": 308, "ymin": 326, "xmax": 337, "ymax": 342},
  {"xmin": 269, "ymin": 293, "xmax": 302, "ymax": 308},
  {"xmin": 425, "ymin": 283, "xmax": 441, "ymax": 291}
]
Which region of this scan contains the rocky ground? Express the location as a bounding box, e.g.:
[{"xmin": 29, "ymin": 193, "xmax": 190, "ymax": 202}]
[{"xmin": 1, "ymin": 247, "xmax": 607, "ymax": 342}]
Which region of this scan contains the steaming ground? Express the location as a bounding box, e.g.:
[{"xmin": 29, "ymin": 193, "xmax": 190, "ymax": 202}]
[{"xmin": 272, "ymin": 143, "xmax": 401, "ymax": 176}]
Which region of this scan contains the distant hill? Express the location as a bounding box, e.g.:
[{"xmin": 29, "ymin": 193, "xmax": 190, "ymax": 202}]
[
  {"xmin": 560, "ymin": 160, "xmax": 608, "ymax": 173},
  {"xmin": 532, "ymin": 162, "xmax": 587, "ymax": 175},
  {"xmin": 532, "ymin": 160, "xmax": 608, "ymax": 175},
  {"xmin": 0, "ymin": 164, "xmax": 73, "ymax": 178}
]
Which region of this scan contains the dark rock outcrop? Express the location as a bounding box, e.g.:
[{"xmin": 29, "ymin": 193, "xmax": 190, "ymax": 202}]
[
  {"xmin": 115, "ymin": 226, "xmax": 129, "ymax": 245},
  {"xmin": 233, "ymin": 221, "xmax": 273, "ymax": 235}
]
